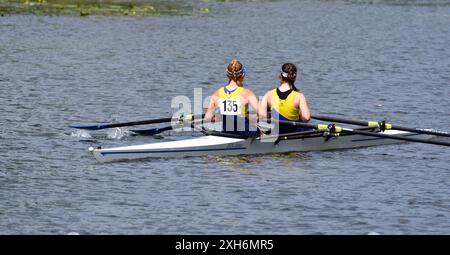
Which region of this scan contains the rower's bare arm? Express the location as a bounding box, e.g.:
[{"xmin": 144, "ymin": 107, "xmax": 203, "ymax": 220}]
[
  {"xmin": 245, "ymin": 89, "xmax": 261, "ymax": 117},
  {"xmin": 204, "ymin": 92, "xmax": 218, "ymax": 122},
  {"xmin": 243, "ymin": 89, "xmax": 260, "ymax": 125},
  {"xmin": 258, "ymin": 91, "xmax": 271, "ymax": 119},
  {"xmin": 298, "ymin": 93, "xmax": 311, "ymax": 122}
]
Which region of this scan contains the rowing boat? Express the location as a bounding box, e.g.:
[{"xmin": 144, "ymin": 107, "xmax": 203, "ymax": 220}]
[
  {"xmin": 72, "ymin": 114, "xmax": 449, "ymax": 163},
  {"xmin": 89, "ymin": 129, "xmax": 431, "ymax": 163}
]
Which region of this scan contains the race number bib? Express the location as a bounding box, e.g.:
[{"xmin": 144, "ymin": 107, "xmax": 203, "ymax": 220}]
[{"xmin": 220, "ymin": 99, "xmax": 241, "ymax": 115}]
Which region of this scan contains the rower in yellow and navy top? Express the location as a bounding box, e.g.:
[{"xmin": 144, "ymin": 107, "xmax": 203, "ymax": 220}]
[
  {"xmin": 260, "ymin": 63, "xmax": 311, "ymax": 134},
  {"xmin": 204, "ymin": 58, "xmax": 260, "ymax": 137}
]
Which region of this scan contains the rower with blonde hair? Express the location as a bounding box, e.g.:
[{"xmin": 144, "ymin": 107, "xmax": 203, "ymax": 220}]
[{"xmin": 204, "ymin": 59, "xmax": 260, "ymax": 137}]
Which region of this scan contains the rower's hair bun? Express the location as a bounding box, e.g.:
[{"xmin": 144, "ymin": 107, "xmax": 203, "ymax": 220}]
[
  {"xmin": 227, "ymin": 58, "xmax": 243, "ymax": 78},
  {"xmin": 288, "ymin": 72, "xmax": 296, "ymax": 80},
  {"xmin": 227, "ymin": 58, "xmax": 245, "ymax": 87},
  {"xmin": 281, "ymin": 63, "xmax": 298, "ymax": 83}
]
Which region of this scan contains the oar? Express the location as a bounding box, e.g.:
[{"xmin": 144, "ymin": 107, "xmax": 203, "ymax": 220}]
[
  {"xmin": 265, "ymin": 119, "xmax": 450, "ymax": 147},
  {"xmin": 312, "ymin": 115, "xmax": 450, "ymax": 138},
  {"xmin": 129, "ymin": 125, "xmax": 174, "ymax": 135},
  {"xmin": 130, "ymin": 118, "xmax": 206, "ymax": 135},
  {"xmin": 341, "ymin": 127, "xmax": 450, "ymax": 146},
  {"xmin": 69, "ymin": 117, "xmax": 173, "ymax": 130},
  {"xmin": 69, "ymin": 114, "xmax": 205, "ymax": 131}
]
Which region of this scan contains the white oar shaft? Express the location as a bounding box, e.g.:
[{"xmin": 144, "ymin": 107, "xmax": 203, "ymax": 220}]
[
  {"xmin": 313, "ymin": 115, "xmax": 450, "ymax": 138},
  {"xmin": 343, "ymin": 128, "xmax": 450, "ymax": 147}
]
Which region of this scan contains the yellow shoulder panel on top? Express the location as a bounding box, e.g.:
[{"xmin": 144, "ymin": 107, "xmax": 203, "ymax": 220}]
[{"xmin": 271, "ymin": 89, "xmax": 300, "ymax": 121}]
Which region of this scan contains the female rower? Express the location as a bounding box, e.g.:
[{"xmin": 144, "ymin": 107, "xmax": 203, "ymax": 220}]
[
  {"xmin": 204, "ymin": 59, "xmax": 260, "ymax": 137},
  {"xmin": 260, "ymin": 63, "xmax": 311, "ymax": 134}
]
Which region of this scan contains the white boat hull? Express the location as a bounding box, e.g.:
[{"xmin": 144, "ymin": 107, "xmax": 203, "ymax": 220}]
[{"xmin": 90, "ymin": 130, "xmax": 431, "ymax": 163}]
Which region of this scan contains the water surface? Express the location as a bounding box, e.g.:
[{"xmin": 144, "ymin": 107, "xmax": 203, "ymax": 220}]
[{"xmin": 1, "ymin": 0, "xmax": 449, "ymax": 234}]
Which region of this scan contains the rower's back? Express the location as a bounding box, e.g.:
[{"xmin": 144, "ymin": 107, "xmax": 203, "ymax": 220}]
[
  {"xmin": 217, "ymin": 85, "xmax": 251, "ymax": 134},
  {"xmin": 204, "ymin": 59, "xmax": 260, "ymax": 137},
  {"xmin": 264, "ymin": 63, "xmax": 311, "ymax": 134}
]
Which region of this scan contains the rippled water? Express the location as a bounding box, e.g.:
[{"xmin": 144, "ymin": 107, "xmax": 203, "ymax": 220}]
[{"xmin": 1, "ymin": 0, "xmax": 450, "ymax": 234}]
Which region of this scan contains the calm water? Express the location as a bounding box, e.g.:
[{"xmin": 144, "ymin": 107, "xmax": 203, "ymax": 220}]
[{"xmin": 1, "ymin": 0, "xmax": 450, "ymax": 234}]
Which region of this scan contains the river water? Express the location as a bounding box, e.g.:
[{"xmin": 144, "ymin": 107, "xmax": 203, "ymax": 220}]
[{"xmin": 1, "ymin": 0, "xmax": 449, "ymax": 234}]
